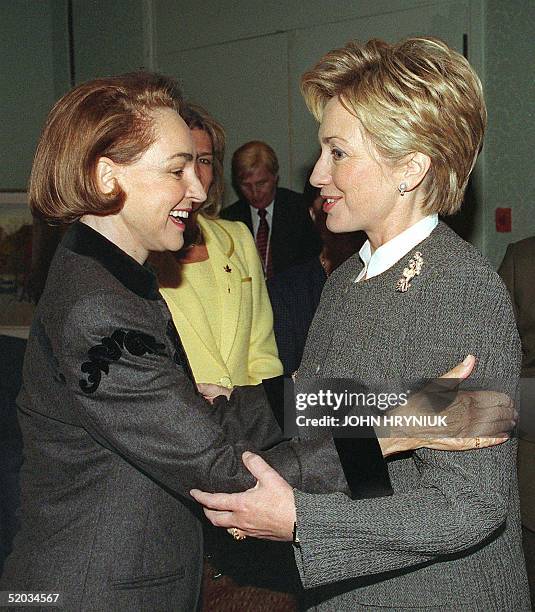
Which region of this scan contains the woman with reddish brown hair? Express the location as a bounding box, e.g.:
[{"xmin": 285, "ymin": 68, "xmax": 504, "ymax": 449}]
[{"xmin": 0, "ymin": 71, "xmax": 360, "ymax": 611}]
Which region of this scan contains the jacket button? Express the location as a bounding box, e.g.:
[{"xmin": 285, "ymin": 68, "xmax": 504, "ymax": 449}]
[{"xmin": 219, "ymin": 376, "xmax": 232, "ymax": 388}]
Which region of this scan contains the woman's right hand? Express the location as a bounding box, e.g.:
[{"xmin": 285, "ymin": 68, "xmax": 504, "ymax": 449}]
[{"xmin": 379, "ymin": 355, "xmax": 516, "ymax": 456}]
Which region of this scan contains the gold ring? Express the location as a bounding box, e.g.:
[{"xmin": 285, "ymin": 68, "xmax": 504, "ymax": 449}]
[
  {"xmin": 475, "ymin": 437, "xmax": 481, "ymax": 449},
  {"xmin": 229, "ymin": 527, "xmax": 246, "ymax": 541}
]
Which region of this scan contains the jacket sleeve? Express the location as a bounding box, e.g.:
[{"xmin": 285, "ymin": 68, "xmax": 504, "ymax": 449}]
[
  {"xmin": 236, "ymin": 222, "xmax": 283, "ymax": 383},
  {"xmin": 293, "ymin": 267, "xmax": 521, "ymax": 588},
  {"xmin": 56, "ymin": 289, "xmax": 352, "ymax": 499}
]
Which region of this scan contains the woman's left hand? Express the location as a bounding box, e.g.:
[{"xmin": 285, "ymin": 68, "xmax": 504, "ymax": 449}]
[{"xmin": 378, "ymin": 355, "xmax": 516, "ymax": 456}]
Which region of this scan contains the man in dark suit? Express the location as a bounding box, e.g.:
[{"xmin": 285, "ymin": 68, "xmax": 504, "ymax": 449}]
[{"xmin": 221, "ymin": 141, "xmax": 321, "ymax": 278}]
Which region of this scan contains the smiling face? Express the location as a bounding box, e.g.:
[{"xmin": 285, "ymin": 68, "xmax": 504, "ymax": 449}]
[
  {"xmin": 237, "ymin": 166, "xmax": 278, "ymax": 210},
  {"xmin": 310, "ymin": 97, "xmax": 410, "ymax": 247},
  {"xmin": 110, "ymin": 108, "xmax": 206, "ymax": 262}
]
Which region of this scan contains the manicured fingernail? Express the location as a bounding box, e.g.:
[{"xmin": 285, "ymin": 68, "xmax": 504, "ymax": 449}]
[{"xmin": 463, "ymin": 355, "xmax": 474, "ymax": 366}]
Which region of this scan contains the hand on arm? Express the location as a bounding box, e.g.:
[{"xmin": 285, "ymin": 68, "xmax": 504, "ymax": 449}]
[
  {"xmin": 60, "ymin": 291, "xmax": 282, "ymax": 497},
  {"xmin": 191, "ymin": 451, "xmax": 296, "ymax": 541},
  {"xmin": 378, "ymin": 354, "xmax": 515, "ymax": 457},
  {"xmin": 190, "ymin": 355, "xmax": 515, "ymax": 539}
]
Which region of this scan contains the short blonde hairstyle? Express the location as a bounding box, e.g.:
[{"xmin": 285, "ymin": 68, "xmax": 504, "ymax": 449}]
[
  {"xmin": 231, "ymin": 141, "xmax": 279, "ymax": 188},
  {"xmin": 181, "ymin": 102, "xmax": 226, "ymax": 219},
  {"xmin": 301, "ymin": 37, "xmax": 487, "ymax": 215},
  {"xmin": 30, "ymin": 71, "xmax": 181, "ymax": 223}
]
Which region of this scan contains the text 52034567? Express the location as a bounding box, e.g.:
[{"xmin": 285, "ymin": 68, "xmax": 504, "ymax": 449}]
[{"xmin": 0, "ymin": 592, "xmax": 63, "ymax": 607}]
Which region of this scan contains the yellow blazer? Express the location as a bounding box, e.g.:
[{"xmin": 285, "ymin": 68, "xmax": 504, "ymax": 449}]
[{"xmin": 161, "ymin": 217, "xmax": 282, "ymax": 387}]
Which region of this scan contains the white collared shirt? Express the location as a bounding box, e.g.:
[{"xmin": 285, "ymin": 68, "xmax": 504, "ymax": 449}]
[
  {"xmin": 357, "ymin": 214, "xmax": 438, "ymax": 281},
  {"xmin": 250, "ymin": 201, "xmax": 274, "ymax": 241}
]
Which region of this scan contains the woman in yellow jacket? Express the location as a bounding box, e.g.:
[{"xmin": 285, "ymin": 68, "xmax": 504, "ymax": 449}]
[{"xmin": 153, "ymin": 103, "xmax": 282, "ymax": 389}]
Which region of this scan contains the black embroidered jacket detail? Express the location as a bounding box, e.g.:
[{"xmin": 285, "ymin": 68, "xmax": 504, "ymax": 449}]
[{"xmin": 80, "ymin": 329, "xmax": 166, "ymax": 394}]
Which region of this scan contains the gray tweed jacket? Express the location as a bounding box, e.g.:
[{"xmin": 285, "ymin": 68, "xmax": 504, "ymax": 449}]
[
  {"xmin": 0, "ymin": 222, "xmax": 386, "ymax": 611},
  {"xmin": 294, "ymin": 222, "xmax": 531, "ymax": 611}
]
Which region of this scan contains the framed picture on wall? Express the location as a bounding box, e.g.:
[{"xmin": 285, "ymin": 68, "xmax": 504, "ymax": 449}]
[{"xmin": 0, "ymin": 192, "xmax": 33, "ymax": 337}]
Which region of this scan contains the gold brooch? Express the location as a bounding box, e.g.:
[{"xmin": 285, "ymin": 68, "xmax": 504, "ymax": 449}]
[{"xmin": 396, "ymin": 251, "xmax": 423, "ymax": 292}]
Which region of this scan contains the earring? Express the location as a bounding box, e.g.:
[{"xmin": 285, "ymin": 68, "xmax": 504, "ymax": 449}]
[{"xmin": 398, "ymin": 182, "xmax": 408, "ymax": 196}]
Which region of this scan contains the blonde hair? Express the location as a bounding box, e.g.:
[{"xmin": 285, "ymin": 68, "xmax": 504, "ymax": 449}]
[
  {"xmin": 301, "ymin": 37, "xmax": 487, "ymax": 215},
  {"xmin": 231, "ymin": 141, "xmax": 279, "ymax": 189},
  {"xmin": 30, "ymin": 71, "xmax": 181, "ymax": 223},
  {"xmin": 180, "ymin": 102, "xmax": 226, "ymax": 219}
]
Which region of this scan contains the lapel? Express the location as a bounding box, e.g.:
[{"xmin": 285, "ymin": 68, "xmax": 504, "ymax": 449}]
[{"xmin": 199, "ymin": 218, "xmax": 243, "ymax": 364}]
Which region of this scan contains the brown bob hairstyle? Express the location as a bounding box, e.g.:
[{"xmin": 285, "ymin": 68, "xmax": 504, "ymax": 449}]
[
  {"xmin": 180, "ymin": 103, "xmax": 226, "ymax": 219},
  {"xmin": 29, "ymin": 71, "xmax": 182, "ymax": 223},
  {"xmin": 301, "ymin": 37, "xmax": 487, "ymax": 215}
]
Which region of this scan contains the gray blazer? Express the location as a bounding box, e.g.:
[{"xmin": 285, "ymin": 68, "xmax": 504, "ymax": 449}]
[
  {"xmin": 294, "ymin": 222, "xmax": 531, "ymax": 611},
  {"xmin": 0, "ymin": 222, "xmax": 386, "ymax": 611}
]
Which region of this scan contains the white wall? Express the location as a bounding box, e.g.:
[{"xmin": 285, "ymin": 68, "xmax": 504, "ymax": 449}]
[
  {"xmin": 483, "ymin": 0, "xmax": 535, "ymax": 266},
  {"xmin": 5, "ymin": 0, "xmax": 533, "ymax": 264},
  {"xmin": 0, "ymin": 0, "xmax": 70, "ymax": 190}
]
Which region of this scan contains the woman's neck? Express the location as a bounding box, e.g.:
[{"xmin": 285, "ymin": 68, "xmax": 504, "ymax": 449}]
[
  {"xmin": 80, "ymin": 216, "xmax": 148, "ymax": 264},
  {"xmin": 367, "ymin": 205, "xmax": 427, "ymax": 253}
]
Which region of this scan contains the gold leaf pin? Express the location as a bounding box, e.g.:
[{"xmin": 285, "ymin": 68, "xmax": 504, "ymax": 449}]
[{"xmin": 396, "ymin": 251, "xmax": 423, "ymax": 293}]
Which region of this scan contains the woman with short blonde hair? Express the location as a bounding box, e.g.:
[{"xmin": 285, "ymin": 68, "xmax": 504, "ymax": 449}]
[
  {"xmin": 289, "ymin": 36, "xmax": 529, "ymax": 610},
  {"xmin": 302, "ymin": 37, "xmax": 486, "ymax": 216},
  {"xmin": 194, "ymin": 37, "xmax": 530, "ymax": 611}
]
